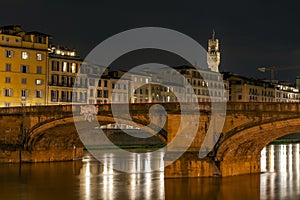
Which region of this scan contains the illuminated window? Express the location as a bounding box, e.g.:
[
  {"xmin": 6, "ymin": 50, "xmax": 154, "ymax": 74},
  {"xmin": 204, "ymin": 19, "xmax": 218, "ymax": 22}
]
[
  {"xmin": 5, "ymin": 50, "xmax": 13, "ymax": 58},
  {"xmin": 71, "ymin": 63, "xmax": 77, "ymax": 73},
  {"xmin": 36, "ymin": 53, "xmax": 43, "ymax": 61},
  {"xmin": 21, "ymin": 51, "xmax": 29, "ymax": 60},
  {"xmin": 35, "ymin": 79, "xmax": 43, "ymax": 85},
  {"xmin": 62, "ymin": 62, "xmax": 68, "ymax": 72}
]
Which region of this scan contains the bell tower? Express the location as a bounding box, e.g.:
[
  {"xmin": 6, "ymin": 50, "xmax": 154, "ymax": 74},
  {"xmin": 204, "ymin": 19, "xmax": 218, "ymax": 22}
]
[{"xmin": 207, "ymin": 31, "xmax": 220, "ymax": 72}]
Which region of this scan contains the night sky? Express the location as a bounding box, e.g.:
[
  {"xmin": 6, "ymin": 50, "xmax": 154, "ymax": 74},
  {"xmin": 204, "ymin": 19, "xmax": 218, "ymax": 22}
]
[{"xmin": 2, "ymin": 0, "xmax": 300, "ymax": 83}]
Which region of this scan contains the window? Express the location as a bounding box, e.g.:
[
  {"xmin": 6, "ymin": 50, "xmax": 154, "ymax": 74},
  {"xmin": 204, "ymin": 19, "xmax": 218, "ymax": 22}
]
[
  {"xmin": 235, "ymin": 88, "xmax": 242, "ymax": 93},
  {"xmin": 51, "ymin": 61, "xmax": 59, "ymax": 71},
  {"xmin": 35, "ymin": 79, "xmax": 43, "ymax": 85},
  {"xmin": 4, "ymin": 102, "xmax": 10, "ymax": 107},
  {"xmin": 103, "ymin": 90, "xmax": 108, "ymax": 98},
  {"xmin": 70, "ymin": 77, "xmax": 75, "ymax": 86},
  {"xmin": 104, "ymin": 80, "xmax": 107, "ymax": 87},
  {"xmin": 4, "ymin": 88, "xmax": 13, "ymax": 97},
  {"xmin": 5, "ymin": 63, "xmax": 11, "ymax": 72},
  {"xmin": 21, "ymin": 51, "xmax": 29, "ymax": 60},
  {"xmin": 71, "ymin": 63, "xmax": 77, "ymax": 73},
  {"xmin": 238, "ymin": 95, "xmax": 242, "ymax": 100},
  {"xmin": 89, "ymin": 89, "xmax": 94, "ymax": 97},
  {"xmin": 36, "ymin": 66, "xmax": 42, "ymax": 74},
  {"xmin": 51, "ymin": 75, "xmax": 58, "ymax": 85},
  {"xmin": 5, "ymin": 50, "xmax": 13, "ymax": 58},
  {"xmin": 62, "ymin": 76, "xmax": 68, "ymax": 86},
  {"xmin": 5, "ymin": 77, "xmax": 10, "ymax": 83},
  {"xmin": 36, "ymin": 53, "xmax": 43, "ymax": 61},
  {"xmin": 89, "ymin": 79, "xmax": 95, "ymax": 86},
  {"xmin": 80, "ymin": 92, "xmax": 86, "ymax": 102},
  {"xmin": 20, "ymin": 65, "xmax": 29, "ymax": 73},
  {"xmin": 21, "ymin": 89, "xmax": 28, "ymax": 97},
  {"xmin": 98, "ymin": 80, "xmax": 101, "ymax": 87},
  {"xmin": 61, "ymin": 91, "xmax": 68, "ymax": 102},
  {"xmin": 21, "ymin": 78, "xmax": 27, "ymax": 84},
  {"xmin": 71, "ymin": 92, "xmax": 78, "ymax": 102},
  {"xmin": 35, "ymin": 90, "xmax": 42, "ymax": 98},
  {"xmin": 21, "ymin": 89, "xmax": 28, "ymax": 100},
  {"xmin": 97, "ymin": 90, "xmax": 102, "ymax": 97},
  {"xmin": 62, "ymin": 62, "xmax": 68, "ymax": 72},
  {"xmin": 51, "ymin": 90, "xmax": 58, "ymax": 102}
]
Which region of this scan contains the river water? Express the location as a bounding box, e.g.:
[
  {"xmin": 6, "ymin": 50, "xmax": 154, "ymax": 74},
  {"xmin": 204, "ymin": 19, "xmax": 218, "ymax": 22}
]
[{"xmin": 0, "ymin": 143, "xmax": 299, "ymax": 200}]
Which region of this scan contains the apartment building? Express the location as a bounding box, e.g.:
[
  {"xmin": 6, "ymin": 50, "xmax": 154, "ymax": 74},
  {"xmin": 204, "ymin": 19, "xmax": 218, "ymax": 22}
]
[{"xmin": 0, "ymin": 25, "xmax": 49, "ymax": 107}]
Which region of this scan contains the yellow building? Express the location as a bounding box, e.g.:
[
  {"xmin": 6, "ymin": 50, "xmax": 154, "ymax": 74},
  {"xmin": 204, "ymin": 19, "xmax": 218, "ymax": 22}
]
[{"xmin": 0, "ymin": 25, "xmax": 49, "ymax": 107}]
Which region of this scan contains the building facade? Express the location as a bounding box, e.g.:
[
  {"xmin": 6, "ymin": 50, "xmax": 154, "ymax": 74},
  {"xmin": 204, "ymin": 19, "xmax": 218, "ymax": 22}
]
[
  {"xmin": 0, "ymin": 25, "xmax": 49, "ymax": 107},
  {"xmin": 47, "ymin": 46, "xmax": 86, "ymax": 105},
  {"xmin": 224, "ymin": 72, "xmax": 300, "ymax": 102}
]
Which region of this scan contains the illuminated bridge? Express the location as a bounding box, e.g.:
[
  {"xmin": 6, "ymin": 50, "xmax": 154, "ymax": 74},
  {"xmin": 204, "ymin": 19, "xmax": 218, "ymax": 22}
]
[{"xmin": 0, "ymin": 102, "xmax": 300, "ymax": 177}]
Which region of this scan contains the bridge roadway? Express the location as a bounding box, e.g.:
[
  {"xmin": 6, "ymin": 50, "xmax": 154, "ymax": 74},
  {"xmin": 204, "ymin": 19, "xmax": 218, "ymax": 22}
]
[{"xmin": 0, "ymin": 102, "xmax": 300, "ymax": 177}]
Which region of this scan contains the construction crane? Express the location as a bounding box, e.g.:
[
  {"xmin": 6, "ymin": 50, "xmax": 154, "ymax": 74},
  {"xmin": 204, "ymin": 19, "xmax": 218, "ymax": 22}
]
[{"xmin": 257, "ymin": 66, "xmax": 300, "ymax": 81}]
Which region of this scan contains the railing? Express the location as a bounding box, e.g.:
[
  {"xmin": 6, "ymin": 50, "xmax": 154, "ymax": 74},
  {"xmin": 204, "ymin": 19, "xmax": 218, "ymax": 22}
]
[{"xmin": 1, "ymin": 102, "xmax": 300, "ymax": 115}]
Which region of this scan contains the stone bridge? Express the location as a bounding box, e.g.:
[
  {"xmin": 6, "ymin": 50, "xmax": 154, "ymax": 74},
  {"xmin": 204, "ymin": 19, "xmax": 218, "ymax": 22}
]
[{"xmin": 0, "ymin": 102, "xmax": 300, "ymax": 177}]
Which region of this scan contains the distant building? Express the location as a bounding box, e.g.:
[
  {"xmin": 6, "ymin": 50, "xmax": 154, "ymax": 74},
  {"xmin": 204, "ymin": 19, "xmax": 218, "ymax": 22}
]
[
  {"xmin": 174, "ymin": 66, "xmax": 228, "ymax": 102},
  {"xmin": 207, "ymin": 31, "xmax": 220, "ymax": 72},
  {"xmin": 0, "ymin": 25, "xmax": 49, "ymax": 107},
  {"xmin": 223, "ymin": 72, "xmax": 300, "ymax": 102}
]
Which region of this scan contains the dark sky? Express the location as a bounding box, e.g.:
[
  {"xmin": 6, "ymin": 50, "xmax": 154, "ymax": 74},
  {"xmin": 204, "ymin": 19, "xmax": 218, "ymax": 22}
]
[{"xmin": 2, "ymin": 0, "xmax": 300, "ymax": 83}]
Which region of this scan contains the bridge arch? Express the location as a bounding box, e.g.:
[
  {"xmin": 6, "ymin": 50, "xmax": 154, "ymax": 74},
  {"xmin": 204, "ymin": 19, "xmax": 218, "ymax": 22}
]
[
  {"xmin": 26, "ymin": 115, "xmax": 167, "ymax": 150},
  {"xmin": 216, "ymin": 117, "xmax": 300, "ymax": 176}
]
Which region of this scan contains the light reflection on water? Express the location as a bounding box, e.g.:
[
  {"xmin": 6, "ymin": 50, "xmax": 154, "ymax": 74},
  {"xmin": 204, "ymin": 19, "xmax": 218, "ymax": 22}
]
[
  {"xmin": 260, "ymin": 143, "xmax": 300, "ymax": 200},
  {"xmin": 78, "ymin": 149, "xmax": 165, "ymax": 200},
  {"xmin": 0, "ymin": 144, "xmax": 299, "ymax": 199}
]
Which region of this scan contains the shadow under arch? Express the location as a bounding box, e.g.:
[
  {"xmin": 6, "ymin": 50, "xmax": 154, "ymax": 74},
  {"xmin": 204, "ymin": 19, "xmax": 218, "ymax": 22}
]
[{"xmin": 26, "ymin": 115, "xmax": 167, "ymax": 150}]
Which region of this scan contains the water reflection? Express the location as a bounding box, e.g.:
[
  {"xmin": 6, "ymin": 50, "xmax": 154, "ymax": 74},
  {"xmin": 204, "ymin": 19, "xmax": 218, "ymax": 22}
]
[
  {"xmin": 77, "ymin": 150, "xmax": 165, "ymax": 200},
  {"xmin": 260, "ymin": 143, "xmax": 300, "ymax": 199},
  {"xmin": 0, "ymin": 144, "xmax": 299, "ymax": 199}
]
